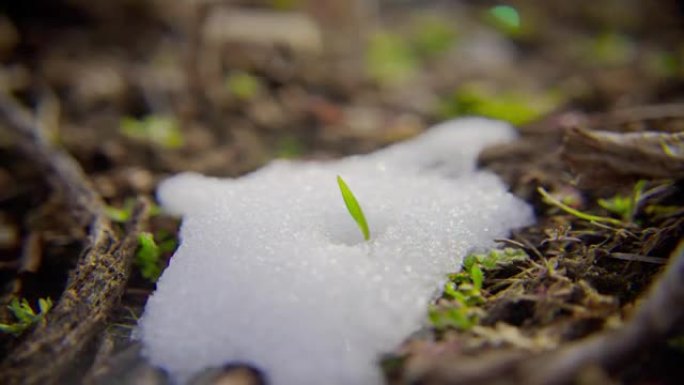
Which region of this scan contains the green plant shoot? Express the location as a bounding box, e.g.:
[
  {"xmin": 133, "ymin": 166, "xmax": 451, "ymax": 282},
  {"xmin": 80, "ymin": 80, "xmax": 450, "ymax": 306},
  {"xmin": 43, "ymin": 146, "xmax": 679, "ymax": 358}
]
[
  {"xmin": 336, "ymin": 175, "xmax": 370, "ymax": 241},
  {"xmin": 538, "ymin": 187, "xmax": 623, "ymax": 226},
  {"xmin": 0, "ymin": 297, "xmax": 53, "ymax": 336},
  {"xmin": 136, "ymin": 232, "xmax": 163, "ymax": 282},
  {"xmin": 597, "ymin": 180, "xmax": 646, "ymax": 222}
]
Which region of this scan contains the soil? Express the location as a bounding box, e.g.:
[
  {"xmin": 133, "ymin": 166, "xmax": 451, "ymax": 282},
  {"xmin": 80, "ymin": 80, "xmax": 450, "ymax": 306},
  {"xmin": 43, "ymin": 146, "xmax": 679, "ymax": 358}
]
[{"xmin": 1, "ymin": 1, "xmax": 683, "ymax": 385}]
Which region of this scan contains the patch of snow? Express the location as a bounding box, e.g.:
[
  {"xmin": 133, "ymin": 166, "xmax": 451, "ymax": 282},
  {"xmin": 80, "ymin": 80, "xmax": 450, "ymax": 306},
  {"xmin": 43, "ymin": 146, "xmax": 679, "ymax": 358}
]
[{"xmin": 139, "ymin": 117, "xmax": 534, "ymax": 384}]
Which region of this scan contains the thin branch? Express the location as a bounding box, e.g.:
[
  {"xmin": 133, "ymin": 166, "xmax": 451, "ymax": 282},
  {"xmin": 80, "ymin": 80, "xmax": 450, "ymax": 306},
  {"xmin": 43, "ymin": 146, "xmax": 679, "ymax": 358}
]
[{"xmin": 0, "ymin": 93, "xmax": 148, "ymax": 385}]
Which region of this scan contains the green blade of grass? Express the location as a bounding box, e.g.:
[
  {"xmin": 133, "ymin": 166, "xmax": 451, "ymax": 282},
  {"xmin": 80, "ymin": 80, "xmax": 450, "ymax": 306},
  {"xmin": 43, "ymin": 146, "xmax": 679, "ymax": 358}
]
[
  {"xmin": 537, "ymin": 187, "xmax": 623, "ymax": 226},
  {"xmin": 336, "ymin": 175, "xmax": 370, "ymax": 241}
]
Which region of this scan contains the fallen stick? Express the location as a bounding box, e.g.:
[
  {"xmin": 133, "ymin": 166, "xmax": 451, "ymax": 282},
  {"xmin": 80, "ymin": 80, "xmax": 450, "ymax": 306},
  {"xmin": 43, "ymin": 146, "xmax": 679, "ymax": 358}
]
[
  {"xmin": 0, "ymin": 92, "xmax": 148, "ymax": 385},
  {"xmin": 562, "ymin": 126, "xmax": 684, "ymax": 186}
]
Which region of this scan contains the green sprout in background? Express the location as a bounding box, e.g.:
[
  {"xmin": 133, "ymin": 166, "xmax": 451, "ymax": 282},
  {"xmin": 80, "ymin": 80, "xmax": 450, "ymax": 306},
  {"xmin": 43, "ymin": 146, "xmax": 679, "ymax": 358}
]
[
  {"xmin": 538, "ymin": 187, "xmax": 624, "ymax": 226},
  {"xmin": 463, "ymin": 247, "xmax": 530, "ymax": 271},
  {"xmin": 105, "ymin": 198, "xmax": 163, "ymax": 223},
  {"xmin": 439, "ymin": 83, "xmax": 562, "ymax": 126},
  {"xmin": 0, "ymin": 297, "xmax": 53, "ymax": 336},
  {"xmin": 598, "ymin": 180, "xmax": 646, "ymax": 223},
  {"xmin": 411, "ymin": 15, "xmax": 457, "ymax": 59},
  {"xmin": 336, "ymin": 175, "xmax": 370, "ymax": 241},
  {"xmin": 366, "ymin": 32, "xmax": 419, "ymax": 86},
  {"xmin": 226, "ymin": 71, "xmax": 263, "ymax": 101},
  {"xmin": 585, "ymin": 31, "xmax": 636, "ymax": 67},
  {"xmin": 135, "ymin": 232, "xmax": 174, "ymax": 283},
  {"xmin": 484, "ymin": 4, "xmax": 541, "ymax": 41},
  {"xmin": 120, "ymin": 115, "xmax": 184, "ymax": 149},
  {"xmin": 275, "ymin": 135, "xmax": 305, "ymax": 159},
  {"xmin": 269, "ymin": 0, "xmax": 302, "ymax": 11},
  {"xmin": 487, "ymin": 5, "xmax": 521, "ymax": 35}
]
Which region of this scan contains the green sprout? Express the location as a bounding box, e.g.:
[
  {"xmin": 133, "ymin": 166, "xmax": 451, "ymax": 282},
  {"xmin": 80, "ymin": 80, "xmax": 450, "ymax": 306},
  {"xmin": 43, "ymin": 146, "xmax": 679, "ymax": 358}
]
[
  {"xmin": 120, "ymin": 115, "xmax": 184, "ymax": 149},
  {"xmin": 105, "ymin": 198, "xmax": 137, "ymax": 223},
  {"xmin": 135, "ymin": 232, "xmax": 163, "ymax": 282},
  {"xmin": 336, "ymin": 175, "xmax": 370, "ymax": 241},
  {"xmin": 586, "ymin": 32, "xmax": 635, "ymax": 66},
  {"xmin": 429, "ymin": 261, "xmax": 486, "ymax": 331},
  {"xmin": 411, "ymin": 15, "xmax": 457, "ymax": 59},
  {"xmin": 538, "ymin": 187, "xmax": 623, "ymax": 226},
  {"xmin": 276, "ymin": 135, "xmax": 305, "ymax": 159},
  {"xmin": 598, "ymin": 180, "xmax": 646, "ymax": 222},
  {"xmin": 105, "ymin": 199, "xmax": 163, "ymax": 223},
  {"xmin": 463, "ymin": 247, "xmax": 529, "ymax": 271},
  {"xmin": 226, "ymin": 71, "xmax": 262, "ymax": 101},
  {"xmin": 488, "ymin": 5, "xmax": 520, "ymax": 31},
  {"xmin": 0, "ymin": 297, "xmax": 53, "ymax": 336},
  {"xmin": 439, "ymin": 84, "xmax": 561, "ymax": 126}
]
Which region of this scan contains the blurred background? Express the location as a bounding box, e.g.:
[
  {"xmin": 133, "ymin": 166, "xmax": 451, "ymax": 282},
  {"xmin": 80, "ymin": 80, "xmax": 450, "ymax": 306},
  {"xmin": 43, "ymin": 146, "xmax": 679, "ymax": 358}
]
[
  {"xmin": 0, "ymin": 0, "xmax": 682, "ymax": 178},
  {"xmin": 1, "ymin": 1, "xmax": 684, "ymax": 383}
]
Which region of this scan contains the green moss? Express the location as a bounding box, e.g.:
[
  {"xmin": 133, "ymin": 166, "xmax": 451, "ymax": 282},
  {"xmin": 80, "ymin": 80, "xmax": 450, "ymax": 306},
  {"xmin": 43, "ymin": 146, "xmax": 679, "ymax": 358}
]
[
  {"xmin": 0, "ymin": 297, "xmax": 53, "ymax": 336},
  {"xmin": 430, "ymin": 248, "xmax": 530, "ymax": 331}
]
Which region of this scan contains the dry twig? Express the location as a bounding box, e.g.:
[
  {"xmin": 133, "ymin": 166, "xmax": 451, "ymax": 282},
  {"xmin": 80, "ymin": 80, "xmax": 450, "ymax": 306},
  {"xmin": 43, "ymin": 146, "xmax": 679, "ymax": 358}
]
[
  {"xmin": 563, "ymin": 126, "xmax": 684, "ymax": 186},
  {"xmin": 0, "ymin": 92, "xmax": 148, "ymax": 385}
]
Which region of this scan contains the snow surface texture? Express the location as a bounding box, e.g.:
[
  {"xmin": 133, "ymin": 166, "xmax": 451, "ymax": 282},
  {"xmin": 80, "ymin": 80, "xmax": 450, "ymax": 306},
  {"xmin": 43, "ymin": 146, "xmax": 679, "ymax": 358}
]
[{"xmin": 140, "ymin": 118, "xmax": 534, "ymax": 385}]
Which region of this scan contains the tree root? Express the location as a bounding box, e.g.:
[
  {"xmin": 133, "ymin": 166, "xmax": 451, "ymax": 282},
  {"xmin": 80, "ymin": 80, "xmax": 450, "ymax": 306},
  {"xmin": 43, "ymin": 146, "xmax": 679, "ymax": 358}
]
[
  {"xmin": 0, "ymin": 93, "xmax": 148, "ymax": 385},
  {"xmin": 562, "ymin": 126, "xmax": 684, "ymax": 186}
]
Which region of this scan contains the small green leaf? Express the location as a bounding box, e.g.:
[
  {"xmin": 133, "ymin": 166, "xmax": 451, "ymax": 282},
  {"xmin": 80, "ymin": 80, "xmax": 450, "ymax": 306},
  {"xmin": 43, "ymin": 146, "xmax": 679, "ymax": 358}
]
[
  {"xmin": 38, "ymin": 298, "xmax": 52, "ymax": 315},
  {"xmin": 470, "ymin": 264, "xmax": 484, "ymax": 291},
  {"xmin": 428, "ymin": 305, "xmax": 477, "ymax": 331},
  {"xmin": 136, "ymin": 232, "xmax": 163, "ymax": 282},
  {"xmin": 597, "ymin": 180, "xmax": 646, "ymax": 222},
  {"xmin": 538, "ymin": 187, "xmax": 623, "ymax": 226},
  {"xmin": 488, "ymin": 5, "xmax": 520, "ymax": 31},
  {"xmin": 336, "ymin": 175, "xmax": 370, "ymax": 241},
  {"xmin": 1, "ymin": 297, "xmax": 52, "ymax": 336}
]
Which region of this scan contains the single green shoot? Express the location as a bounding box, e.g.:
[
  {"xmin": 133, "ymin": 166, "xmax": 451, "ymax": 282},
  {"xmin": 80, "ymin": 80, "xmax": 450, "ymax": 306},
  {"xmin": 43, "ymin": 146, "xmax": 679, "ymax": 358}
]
[
  {"xmin": 538, "ymin": 187, "xmax": 623, "ymax": 226},
  {"xmin": 105, "ymin": 198, "xmax": 136, "ymax": 223},
  {"xmin": 136, "ymin": 232, "xmax": 163, "ymax": 282},
  {"xmin": 226, "ymin": 71, "xmax": 262, "ymax": 101},
  {"xmin": 336, "ymin": 175, "xmax": 370, "ymax": 241},
  {"xmin": 488, "ymin": 5, "xmax": 521, "ymax": 31},
  {"xmin": 120, "ymin": 115, "xmax": 184, "ymax": 149},
  {"xmin": 0, "ymin": 297, "xmax": 53, "ymax": 336},
  {"xmin": 597, "ymin": 180, "xmax": 646, "ymax": 222}
]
